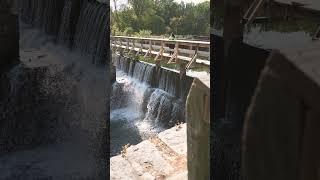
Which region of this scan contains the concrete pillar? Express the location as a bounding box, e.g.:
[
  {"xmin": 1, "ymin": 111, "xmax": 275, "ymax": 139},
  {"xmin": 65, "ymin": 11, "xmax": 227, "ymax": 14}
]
[
  {"xmin": 243, "ymin": 48, "xmax": 320, "ymax": 180},
  {"xmin": 187, "ymin": 78, "xmax": 210, "ymax": 180}
]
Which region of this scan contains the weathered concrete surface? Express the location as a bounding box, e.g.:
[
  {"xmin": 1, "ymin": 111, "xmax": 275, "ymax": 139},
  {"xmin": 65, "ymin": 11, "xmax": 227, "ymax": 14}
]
[
  {"xmin": 110, "ymin": 124, "xmax": 187, "ymax": 180},
  {"xmin": 186, "ymin": 78, "xmax": 210, "ymax": 180},
  {"xmin": 243, "ymin": 45, "xmax": 320, "ymax": 180}
]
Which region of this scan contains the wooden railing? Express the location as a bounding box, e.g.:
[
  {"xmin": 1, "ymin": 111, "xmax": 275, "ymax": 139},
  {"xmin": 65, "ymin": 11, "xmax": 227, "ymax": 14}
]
[{"xmin": 111, "ymin": 36, "xmax": 210, "ymax": 69}]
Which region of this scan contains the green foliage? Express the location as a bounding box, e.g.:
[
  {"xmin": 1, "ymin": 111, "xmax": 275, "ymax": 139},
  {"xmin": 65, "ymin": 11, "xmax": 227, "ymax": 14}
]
[
  {"xmin": 111, "ymin": 0, "xmax": 210, "ymax": 37},
  {"xmin": 135, "ymin": 30, "xmax": 152, "ymax": 37},
  {"xmin": 123, "ymin": 27, "xmax": 135, "ymax": 36}
]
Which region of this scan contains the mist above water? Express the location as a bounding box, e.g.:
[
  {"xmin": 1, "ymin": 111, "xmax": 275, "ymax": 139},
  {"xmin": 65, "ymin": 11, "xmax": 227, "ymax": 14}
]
[
  {"xmin": 110, "ymin": 70, "xmax": 162, "ymax": 156},
  {"xmin": 0, "ymin": 21, "xmax": 108, "ymax": 179}
]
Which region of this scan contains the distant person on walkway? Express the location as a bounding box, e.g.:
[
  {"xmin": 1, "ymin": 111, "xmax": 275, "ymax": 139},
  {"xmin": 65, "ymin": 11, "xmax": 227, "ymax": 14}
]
[
  {"xmin": 169, "ymin": 33, "xmax": 176, "ymax": 40},
  {"xmin": 168, "ymin": 33, "xmax": 176, "ymax": 55}
]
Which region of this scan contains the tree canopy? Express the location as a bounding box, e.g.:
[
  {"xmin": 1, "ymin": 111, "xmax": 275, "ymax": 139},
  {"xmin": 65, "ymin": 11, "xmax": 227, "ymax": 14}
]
[{"xmin": 111, "ymin": 0, "xmax": 210, "ymax": 37}]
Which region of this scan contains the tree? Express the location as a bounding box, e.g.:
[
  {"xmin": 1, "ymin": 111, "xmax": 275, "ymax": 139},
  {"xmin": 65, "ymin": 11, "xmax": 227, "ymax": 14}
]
[
  {"xmin": 170, "ymin": 16, "xmax": 182, "ymax": 34},
  {"xmin": 111, "ymin": 0, "xmax": 210, "ymax": 36}
]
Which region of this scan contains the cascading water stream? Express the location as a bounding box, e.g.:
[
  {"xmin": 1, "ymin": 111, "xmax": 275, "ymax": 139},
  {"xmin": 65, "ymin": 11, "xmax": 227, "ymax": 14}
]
[
  {"xmin": 14, "ymin": 0, "xmax": 108, "ymax": 64},
  {"xmin": 0, "ymin": 6, "xmax": 108, "ymax": 178},
  {"xmin": 73, "ymin": 1, "xmax": 108, "ymax": 63},
  {"xmin": 110, "ymin": 56, "xmax": 186, "ymax": 156},
  {"xmin": 57, "ymin": 0, "xmax": 72, "ymax": 45}
]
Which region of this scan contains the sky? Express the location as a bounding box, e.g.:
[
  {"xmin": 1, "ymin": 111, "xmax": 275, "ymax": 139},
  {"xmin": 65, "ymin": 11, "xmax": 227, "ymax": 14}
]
[{"xmin": 111, "ymin": 0, "xmax": 209, "ymax": 9}]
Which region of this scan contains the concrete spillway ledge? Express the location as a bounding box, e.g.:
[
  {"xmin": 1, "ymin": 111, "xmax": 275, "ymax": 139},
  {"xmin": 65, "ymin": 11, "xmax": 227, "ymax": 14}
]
[{"xmin": 110, "ymin": 123, "xmax": 187, "ymax": 180}]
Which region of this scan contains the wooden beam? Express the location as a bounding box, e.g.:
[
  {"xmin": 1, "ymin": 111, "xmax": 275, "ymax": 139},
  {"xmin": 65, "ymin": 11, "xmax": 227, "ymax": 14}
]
[
  {"xmin": 112, "ymin": 36, "xmax": 210, "ymax": 66},
  {"xmin": 135, "ymin": 39, "xmax": 143, "ymax": 57},
  {"xmin": 246, "ymin": 0, "xmax": 265, "ymax": 26},
  {"xmin": 243, "ymin": 0, "xmax": 259, "ymax": 20},
  {"xmin": 167, "ymin": 42, "xmax": 179, "ymax": 64},
  {"xmin": 128, "ymin": 39, "xmax": 135, "ymax": 55},
  {"xmin": 186, "ymin": 44, "xmax": 199, "ymax": 69},
  {"xmin": 189, "ymin": 45, "xmax": 193, "ymax": 58},
  {"xmin": 144, "ymin": 40, "xmax": 152, "ymax": 58},
  {"xmin": 154, "ymin": 41, "xmax": 164, "ymax": 61}
]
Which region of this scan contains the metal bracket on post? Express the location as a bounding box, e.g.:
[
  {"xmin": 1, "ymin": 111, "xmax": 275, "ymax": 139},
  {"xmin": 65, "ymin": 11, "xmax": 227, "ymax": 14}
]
[{"xmin": 186, "ymin": 44, "xmax": 199, "ymax": 69}]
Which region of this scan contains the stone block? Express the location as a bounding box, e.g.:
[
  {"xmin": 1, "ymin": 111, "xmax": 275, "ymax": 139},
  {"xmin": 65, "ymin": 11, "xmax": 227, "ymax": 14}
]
[
  {"xmin": 158, "ymin": 124, "xmax": 187, "ymax": 156},
  {"xmin": 186, "ymin": 77, "xmax": 210, "ymax": 180}
]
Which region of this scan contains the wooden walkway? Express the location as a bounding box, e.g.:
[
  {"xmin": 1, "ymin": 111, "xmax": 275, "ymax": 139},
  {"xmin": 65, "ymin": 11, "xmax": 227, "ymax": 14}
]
[{"xmin": 111, "ymin": 36, "xmax": 210, "ymax": 69}]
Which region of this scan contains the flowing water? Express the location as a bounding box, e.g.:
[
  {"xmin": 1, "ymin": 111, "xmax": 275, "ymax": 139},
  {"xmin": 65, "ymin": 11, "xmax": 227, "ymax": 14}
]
[
  {"xmin": 73, "ymin": 1, "xmax": 108, "ymax": 62},
  {"xmin": 0, "ymin": 0, "xmax": 109, "ymax": 178},
  {"xmin": 0, "ymin": 21, "xmax": 108, "ymax": 179},
  {"xmin": 110, "ymin": 56, "xmax": 187, "ymax": 156},
  {"xmin": 14, "ymin": 0, "xmax": 108, "ymax": 64}
]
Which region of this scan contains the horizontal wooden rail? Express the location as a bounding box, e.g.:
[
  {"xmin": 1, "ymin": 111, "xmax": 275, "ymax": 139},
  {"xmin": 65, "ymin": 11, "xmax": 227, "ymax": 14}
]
[{"xmin": 111, "ymin": 36, "xmax": 210, "ymax": 69}]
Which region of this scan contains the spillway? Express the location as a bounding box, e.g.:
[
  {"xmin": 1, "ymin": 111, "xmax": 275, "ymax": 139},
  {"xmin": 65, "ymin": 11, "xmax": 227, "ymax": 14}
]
[{"xmin": 110, "ymin": 55, "xmax": 193, "ymax": 156}]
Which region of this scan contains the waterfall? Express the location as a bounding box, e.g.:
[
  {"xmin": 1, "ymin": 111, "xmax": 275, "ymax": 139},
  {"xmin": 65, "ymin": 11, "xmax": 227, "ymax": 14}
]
[
  {"xmin": 15, "ymin": 0, "xmax": 109, "ymax": 64},
  {"xmin": 158, "ymin": 68, "xmax": 180, "ymax": 97},
  {"xmin": 111, "ymin": 54, "xmax": 191, "ymax": 155},
  {"xmin": 73, "ymin": 1, "xmax": 108, "ymax": 63},
  {"xmin": 0, "ymin": 1, "xmax": 109, "ymax": 178},
  {"xmin": 113, "ymin": 56, "xmax": 194, "ymax": 100},
  {"xmin": 15, "ymin": 0, "xmax": 65, "ymax": 36},
  {"xmin": 57, "ymin": 0, "xmax": 72, "ymax": 45},
  {"xmin": 143, "ymin": 89, "xmax": 183, "ymax": 127}
]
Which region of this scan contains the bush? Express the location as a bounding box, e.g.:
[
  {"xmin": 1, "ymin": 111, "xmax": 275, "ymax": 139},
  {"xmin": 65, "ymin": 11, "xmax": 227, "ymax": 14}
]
[{"xmin": 135, "ymin": 29, "xmax": 152, "ymax": 37}]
